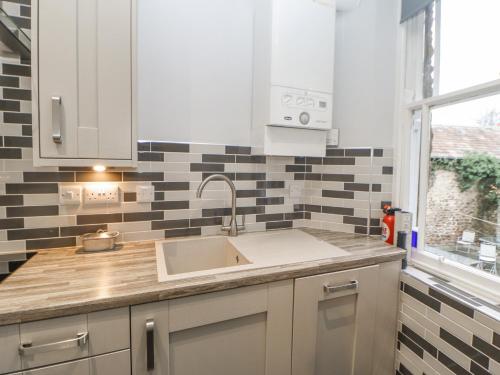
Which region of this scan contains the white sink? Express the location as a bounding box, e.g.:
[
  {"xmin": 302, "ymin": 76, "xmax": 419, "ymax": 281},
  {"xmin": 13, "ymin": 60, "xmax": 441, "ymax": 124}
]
[
  {"xmin": 156, "ymin": 236, "xmax": 252, "ymax": 282},
  {"xmin": 156, "ymin": 230, "xmax": 350, "ymax": 282}
]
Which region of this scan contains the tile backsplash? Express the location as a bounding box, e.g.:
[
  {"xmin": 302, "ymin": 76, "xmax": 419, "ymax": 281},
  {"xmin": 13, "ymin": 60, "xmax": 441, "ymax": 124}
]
[
  {"xmin": 397, "ymin": 269, "xmax": 500, "ymax": 375},
  {"xmin": 0, "ymin": 0, "xmax": 393, "ymax": 252},
  {"xmin": 0, "ymin": 61, "xmax": 394, "ymax": 252}
]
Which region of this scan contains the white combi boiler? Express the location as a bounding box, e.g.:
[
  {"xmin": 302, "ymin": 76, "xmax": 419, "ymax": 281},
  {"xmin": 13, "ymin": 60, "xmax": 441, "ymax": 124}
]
[{"xmin": 252, "ymin": 0, "xmax": 336, "ymax": 157}]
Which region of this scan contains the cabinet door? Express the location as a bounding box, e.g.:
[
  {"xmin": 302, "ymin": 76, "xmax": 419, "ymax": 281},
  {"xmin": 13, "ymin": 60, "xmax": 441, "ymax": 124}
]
[
  {"xmin": 131, "ymin": 280, "xmax": 293, "ymax": 375},
  {"xmin": 36, "ymin": 0, "xmax": 132, "ymax": 160},
  {"xmin": 37, "ymin": 0, "xmax": 78, "ymax": 159},
  {"xmin": 292, "ymin": 266, "xmax": 379, "ymax": 375}
]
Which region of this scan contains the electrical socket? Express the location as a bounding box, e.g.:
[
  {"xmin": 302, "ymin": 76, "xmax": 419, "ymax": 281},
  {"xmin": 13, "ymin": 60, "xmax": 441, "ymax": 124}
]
[{"xmin": 84, "ymin": 185, "xmax": 120, "ymax": 205}]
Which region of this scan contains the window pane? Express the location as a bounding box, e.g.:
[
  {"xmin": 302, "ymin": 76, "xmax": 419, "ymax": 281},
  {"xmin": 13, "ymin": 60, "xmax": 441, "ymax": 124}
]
[
  {"xmin": 409, "ymin": 111, "xmax": 422, "ymax": 226},
  {"xmin": 424, "ymin": 94, "xmax": 500, "ymax": 277},
  {"xmin": 435, "ymin": 0, "xmax": 500, "ymax": 94}
]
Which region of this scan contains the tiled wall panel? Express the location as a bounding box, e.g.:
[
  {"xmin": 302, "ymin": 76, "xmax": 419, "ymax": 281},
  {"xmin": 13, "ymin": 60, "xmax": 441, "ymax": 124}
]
[
  {"xmin": 397, "ymin": 268, "xmax": 500, "ymax": 375},
  {"xmin": 0, "ymin": 56, "xmax": 392, "ymax": 243},
  {"xmin": 0, "ymin": 0, "xmax": 393, "ymax": 252}
]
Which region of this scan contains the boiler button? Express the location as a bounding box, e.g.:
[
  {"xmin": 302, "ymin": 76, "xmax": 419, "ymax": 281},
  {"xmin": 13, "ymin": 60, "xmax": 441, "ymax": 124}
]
[
  {"xmin": 299, "ymin": 112, "xmax": 310, "ymax": 125},
  {"xmin": 282, "ymin": 94, "xmax": 293, "ymax": 104},
  {"xmin": 306, "ymin": 98, "xmax": 314, "ymax": 107},
  {"xmin": 296, "ymin": 97, "xmax": 305, "ymax": 106}
]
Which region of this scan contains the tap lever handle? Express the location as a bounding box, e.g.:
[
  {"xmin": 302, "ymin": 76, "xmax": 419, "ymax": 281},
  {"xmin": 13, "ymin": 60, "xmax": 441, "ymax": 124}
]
[{"xmin": 237, "ymin": 215, "xmax": 246, "ymax": 230}]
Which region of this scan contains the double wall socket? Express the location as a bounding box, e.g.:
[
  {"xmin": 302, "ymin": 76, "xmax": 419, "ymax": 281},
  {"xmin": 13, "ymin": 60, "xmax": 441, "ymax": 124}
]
[{"xmin": 84, "ymin": 184, "xmax": 120, "ymax": 205}]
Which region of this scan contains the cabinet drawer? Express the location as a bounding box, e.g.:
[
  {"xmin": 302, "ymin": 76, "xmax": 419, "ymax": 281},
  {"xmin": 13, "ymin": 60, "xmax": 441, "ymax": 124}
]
[
  {"xmin": 18, "ymin": 307, "xmax": 129, "ymax": 370},
  {"xmin": 0, "ymin": 324, "xmax": 21, "ymax": 374},
  {"xmin": 23, "ymin": 349, "xmax": 130, "ymax": 375}
]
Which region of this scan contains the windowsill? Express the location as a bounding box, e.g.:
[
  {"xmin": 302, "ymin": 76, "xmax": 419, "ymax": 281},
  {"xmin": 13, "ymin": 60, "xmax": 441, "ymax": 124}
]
[{"xmin": 403, "ymin": 265, "xmax": 500, "ymax": 323}]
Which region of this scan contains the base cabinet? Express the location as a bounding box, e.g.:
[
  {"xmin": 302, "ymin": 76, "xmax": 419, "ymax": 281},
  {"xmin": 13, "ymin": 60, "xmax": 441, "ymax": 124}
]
[
  {"xmin": 1, "ymin": 263, "xmax": 400, "ymax": 375},
  {"xmin": 131, "ymin": 280, "xmax": 294, "ymax": 375},
  {"xmin": 292, "ymin": 265, "xmax": 380, "ymax": 375},
  {"xmin": 131, "ymin": 263, "xmax": 400, "ymax": 375}
]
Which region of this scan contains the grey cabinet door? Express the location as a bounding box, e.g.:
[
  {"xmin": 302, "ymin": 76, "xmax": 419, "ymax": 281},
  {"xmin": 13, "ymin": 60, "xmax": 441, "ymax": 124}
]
[
  {"xmin": 292, "ymin": 265, "xmax": 380, "ymax": 375},
  {"xmin": 34, "ymin": 0, "xmax": 134, "ymax": 164},
  {"xmin": 131, "ymin": 280, "xmax": 293, "ymax": 375}
]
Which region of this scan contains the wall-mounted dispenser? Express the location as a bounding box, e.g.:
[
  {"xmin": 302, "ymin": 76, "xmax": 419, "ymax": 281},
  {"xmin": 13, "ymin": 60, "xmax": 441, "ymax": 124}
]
[{"xmin": 252, "ymin": 0, "xmax": 337, "ymax": 157}]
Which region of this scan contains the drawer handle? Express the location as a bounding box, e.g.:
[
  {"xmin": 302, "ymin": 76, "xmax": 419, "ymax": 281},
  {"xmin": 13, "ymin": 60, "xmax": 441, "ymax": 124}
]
[
  {"xmin": 323, "ymin": 280, "xmax": 358, "ymax": 294},
  {"xmin": 146, "ymin": 319, "xmax": 155, "ymax": 371},
  {"xmin": 19, "ymin": 331, "xmax": 88, "ymax": 356},
  {"xmin": 51, "ymin": 96, "xmax": 62, "ymax": 144}
]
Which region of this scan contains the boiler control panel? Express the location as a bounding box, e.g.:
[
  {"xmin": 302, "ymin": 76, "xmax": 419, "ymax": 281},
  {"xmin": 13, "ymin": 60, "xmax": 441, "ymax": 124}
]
[{"xmin": 268, "ymin": 86, "xmax": 332, "ymax": 130}]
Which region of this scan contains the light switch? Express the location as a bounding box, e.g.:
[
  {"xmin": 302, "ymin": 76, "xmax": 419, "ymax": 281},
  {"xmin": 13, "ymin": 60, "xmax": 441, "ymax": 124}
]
[
  {"xmin": 136, "ymin": 185, "xmax": 154, "ymax": 203},
  {"xmin": 60, "ymin": 186, "xmax": 82, "ymax": 205},
  {"xmin": 327, "ymin": 128, "xmax": 339, "ymax": 146}
]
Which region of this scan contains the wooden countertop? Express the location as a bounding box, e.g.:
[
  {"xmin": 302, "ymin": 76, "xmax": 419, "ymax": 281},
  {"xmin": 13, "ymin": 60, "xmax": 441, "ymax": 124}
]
[{"xmin": 0, "ymin": 228, "xmax": 405, "ymax": 326}]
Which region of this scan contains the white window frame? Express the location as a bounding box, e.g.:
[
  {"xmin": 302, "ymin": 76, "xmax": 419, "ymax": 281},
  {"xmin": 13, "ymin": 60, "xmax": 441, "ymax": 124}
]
[{"xmin": 394, "ymin": 5, "xmax": 500, "ymax": 301}]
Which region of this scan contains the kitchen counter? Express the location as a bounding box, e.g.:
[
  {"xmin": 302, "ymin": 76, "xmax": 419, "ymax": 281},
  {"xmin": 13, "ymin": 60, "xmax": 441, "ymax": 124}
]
[{"xmin": 0, "ymin": 228, "xmax": 405, "ymax": 326}]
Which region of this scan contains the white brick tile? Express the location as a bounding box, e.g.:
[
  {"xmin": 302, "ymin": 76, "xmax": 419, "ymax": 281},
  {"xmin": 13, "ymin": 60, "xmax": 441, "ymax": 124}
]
[
  {"xmin": 401, "ymin": 303, "xmax": 440, "ymax": 335},
  {"xmin": 426, "ymin": 307, "xmax": 473, "ymax": 344},
  {"xmin": 425, "ymin": 330, "xmax": 471, "ymax": 370},
  {"xmin": 400, "ymin": 291, "xmax": 428, "ymax": 315},
  {"xmin": 108, "ymin": 221, "xmax": 150, "ymax": 233},
  {"xmin": 24, "ymin": 215, "xmax": 76, "ymax": 228},
  {"xmin": 123, "ymin": 230, "xmax": 164, "ymax": 242},
  {"xmin": 474, "ymin": 311, "xmax": 500, "ymax": 334},
  {"xmin": 24, "ymin": 194, "xmax": 59, "ymax": 206},
  {"xmin": 0, "ymin": 240, "xmax": 25, "ymax": 253},
  {"xmin": 440, "ymin": 304, "xmax": 494, "ymax": 343},
  {"xmin": 422, "ymin": 352, "xmax": 455, "ymax": 375}
]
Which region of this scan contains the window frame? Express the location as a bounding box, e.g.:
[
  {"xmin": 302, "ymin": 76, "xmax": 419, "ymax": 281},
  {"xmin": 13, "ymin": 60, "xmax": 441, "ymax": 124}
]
[{"xmin": 394, "ymin": 3, "xmax": 500, "ymax": 301}]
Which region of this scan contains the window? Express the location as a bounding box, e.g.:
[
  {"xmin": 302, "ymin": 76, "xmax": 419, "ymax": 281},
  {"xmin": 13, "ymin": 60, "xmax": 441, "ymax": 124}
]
[
  {"xmin": 434, "ymin": 0, "xmax": 500, "ymax": 94},
  {"xmin": 397, "ymin": 1, "xmax": 500, "ymax": 299}
]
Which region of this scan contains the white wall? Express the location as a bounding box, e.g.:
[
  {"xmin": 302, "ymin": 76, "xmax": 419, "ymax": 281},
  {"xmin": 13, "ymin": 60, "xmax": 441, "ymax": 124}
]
[
  {"xmin": 333, "ymin": 0, "xmax": 399, "ymax": 148},
  {"xmin": 138, "ymin": 0, "xmax": 399, "ymax": 148},
  {"xmin": 137, "ymin": 0, "xmax": 254, "ymax": 145}
]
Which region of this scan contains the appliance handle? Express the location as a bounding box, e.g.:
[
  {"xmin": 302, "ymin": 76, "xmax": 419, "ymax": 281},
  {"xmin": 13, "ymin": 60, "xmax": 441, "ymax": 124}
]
[
  {"xmin": 323, "ymin": 280, "xmax": 359, "ymax": 294},
  {"xmin": 19, "ymin": 331, "xmax": 88, "ymax": 356},
  {"xmin": 146, "ymin": 319, "xmax": 155, "ymax": 371},
  {"xmin": 51, "ymin": 96, "xmax": 62, "ymax": 144}
]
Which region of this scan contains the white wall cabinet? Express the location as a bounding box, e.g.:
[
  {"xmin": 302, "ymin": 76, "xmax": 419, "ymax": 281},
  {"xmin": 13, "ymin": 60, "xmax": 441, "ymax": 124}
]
[
  {"xmin": 131, "ymin": 280, "xmax": 294, "ymax": 375},
  {"xmin": 32, "ymin": 0, "xmax": 137, "ymax": 167}
]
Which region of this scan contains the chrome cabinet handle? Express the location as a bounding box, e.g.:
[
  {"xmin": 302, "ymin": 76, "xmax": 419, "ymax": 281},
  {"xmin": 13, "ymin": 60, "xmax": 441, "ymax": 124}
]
[
  {"xmin": 51, "ymin": 96, "xmax": 62, "ymax": 144},
  {"xmin": 323, "ymin": 280, "xmax": 359, "ymax": 294},
  {"xmin": 19, "ymin": 331, "xmax": 88, "ymax": 356},
  {"xmin": 146, "ymin": 319, "xmax": 155, "ymax": 371}
]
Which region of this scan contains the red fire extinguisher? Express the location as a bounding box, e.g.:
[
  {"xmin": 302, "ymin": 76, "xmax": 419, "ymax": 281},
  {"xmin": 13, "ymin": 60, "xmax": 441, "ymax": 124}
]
[{"xmin": 382, "ymin": 205, "xmax": 399, "ymax": 245}]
